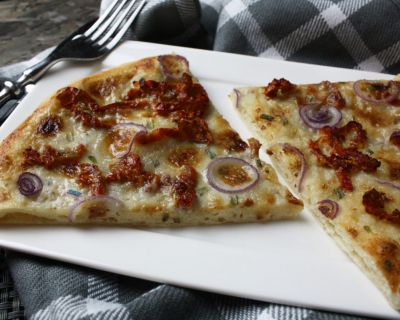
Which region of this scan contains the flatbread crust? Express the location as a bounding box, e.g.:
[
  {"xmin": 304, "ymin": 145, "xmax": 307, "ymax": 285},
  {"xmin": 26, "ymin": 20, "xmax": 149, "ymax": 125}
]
[
  {"xmin": 0, "ymin": 55, "xmax": 302, "ymax": 226},
  {"xmin": 234, "ymin": 78, "xmax": 400, "ymax": 309}
]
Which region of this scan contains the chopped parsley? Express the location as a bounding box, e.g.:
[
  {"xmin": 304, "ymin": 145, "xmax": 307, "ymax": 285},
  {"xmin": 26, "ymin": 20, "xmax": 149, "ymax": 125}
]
[
  {"xmin": 281, "ymin": 116, "xmax": 289, "ymax": 125},
  {"xmin": 88, "ymin": 155, "xmax": 97, "ymax": 163},
  {"xmin": 152, "ymin": 159, "xmax": 160, "ymax": 168},
  {"xmin": 256, "ymin": 158, "xmax": 263, "ymax": 168},
  {"xmin": 260, "ymin": 114, "xmax": 274, "ymax": 121},
  {"xmin": 334, "ymin": 187, "xmax": 345, "ymax": 199},
  {"xmin": 230, "ymin": 195, "xmax": 239, "ymax": 206},
  {"xmin": 197, "ymin": 187, "xmax": 209, "ymax": 197},
  {"xmin": 363, "ymin": 225, "xmax": 371, "ymax": 233},
  {"xmin": 145, "ymin": 119, "xmax": 154, "ymax": 130},
  {"xmin": 66, "ymin": 132, "xmax": 74, "ymax": 142},
  {"xmin": 305, "ymin": 95, "xmax": 314, "ymax": 103},
  {"xmin": 206, "ymin": 148, "xmax": 216, "ymax": 159},
  {"xmin": 366, "ymin": 148, "xmax": 374, "ymax": 155}
]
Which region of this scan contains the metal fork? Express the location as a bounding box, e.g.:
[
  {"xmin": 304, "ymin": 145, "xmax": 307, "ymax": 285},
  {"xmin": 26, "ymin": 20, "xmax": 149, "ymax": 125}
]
[{"xmin": 0, "ymin": 0, "xmax": 146, "ymax": 107}]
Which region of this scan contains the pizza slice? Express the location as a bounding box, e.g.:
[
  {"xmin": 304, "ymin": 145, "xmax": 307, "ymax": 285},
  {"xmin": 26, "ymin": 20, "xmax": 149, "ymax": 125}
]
[
  {"xmin": 0, "ymin": 55, "xmax": 302, "ymax": 226},
  {"xmin": 233, "ymin": 77, "xmax": 400, "ymax": 308}
]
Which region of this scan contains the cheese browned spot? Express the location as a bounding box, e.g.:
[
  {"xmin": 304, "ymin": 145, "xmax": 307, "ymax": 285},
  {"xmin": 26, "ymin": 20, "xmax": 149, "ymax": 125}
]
[
  {"xmin": 217, "ymin": 164, "xmax": 251, "ymax": 186},
  {"xmin": 362, "ymin": 188, "xmax": 400, "ymax": 225},
  {"xmin": 248, "ymin": 138, "xmax": 261, "ymax": 159},
  {"xmin": 214, "ymin": 130, "xmax": 247, "ymax": 152},
  {"xmin": 366, "ymin": 239, "xmax": 400, "ymax": 293},
  {"xmin": 167, "ymin": 146, "xmax": 199, "ymax": 167},
  {"xmin": 37, "ymin": 115, "xmax": 63, "ymax": 136}
]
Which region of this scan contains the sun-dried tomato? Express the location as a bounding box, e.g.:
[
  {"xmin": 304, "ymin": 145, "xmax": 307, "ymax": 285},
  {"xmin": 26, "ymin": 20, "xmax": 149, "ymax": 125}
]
[
  {"xmin": 171, "ymin": 165, "xmax": 197, "ymax": 208},
  {"xmin": 126, "ymin": 73, "xmax": 209, "ymax": 119},
  {"xmin": 23, "ymin": 144, "xmax": 86, "ymax": 169},
  {"xmin": 76, "ymin": 163, "xmax": 106, "ymax": 196},
  {"xmin": 106, "ymin": 154, "xmax": 159, "ymax": 190},
  {"xmin": 362, "ymin": 188, "xmax": 400, "ymax": 224},
  {"xmin": 309, "ymin": 121, "xmax": 380, "ymax": 191},
  {"xmin": 264, "ymin": 78, "xmax": 295, "ymax": 98}
]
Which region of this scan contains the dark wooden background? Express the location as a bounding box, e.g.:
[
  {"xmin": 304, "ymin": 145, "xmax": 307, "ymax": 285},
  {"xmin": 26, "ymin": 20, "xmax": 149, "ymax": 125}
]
[{"xmin": 0, "ymin": 0, "xmax": 100, "ymax": 66}]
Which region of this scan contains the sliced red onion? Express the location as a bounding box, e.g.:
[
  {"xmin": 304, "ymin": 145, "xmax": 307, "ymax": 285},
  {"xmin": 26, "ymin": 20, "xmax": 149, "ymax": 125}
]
[
  {"xmin": 111, "ymin": 122, "xmax": 146, "ymax": 158},
  {"xmin": 390, "ymin": 130, "xmax": 400, "ymax": 146},
  {"xmin": 233, "ymin": 89, "xmax": 241, "ymax": 108},
  {"xmin": 376, "ymin": 179, "xmax": 400, "ymax": 190},
  {"xmin": 282, "ymin": 143, "xmax": 306, "ymax": 193},
  {"xmin": 317, "ymin": 199, "xmax": 339, "ymax": 219},
  {"xmin": 69, "ymin": 195, "xmax": 125, "ymax": 222},
  {"xmin": 17, "ymin": 172, "xmax": 43, "ymax": 196},
  {"xmin": 206, "ymin": 157, "xmax": 259, "ymax": 193},
  {"xmin": 299, "ymin": 103, "xmax": 342, "ymax": 129},
  {"xmin": 353, "ymin": 80, "xmax": 399, "ymax": 103},
  {"xmin": 158, "ymin": 55, "xmax": 189, "ymax": 80}
]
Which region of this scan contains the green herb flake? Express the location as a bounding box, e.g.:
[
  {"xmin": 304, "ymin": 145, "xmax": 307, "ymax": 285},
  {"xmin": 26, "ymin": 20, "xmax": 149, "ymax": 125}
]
[
  {"xmin": 145, "ymin": 119, "xmax": 154, "ymax": 130},
  {"xmin": 206, "ymin": 148, "xmax": 216, "ymax": 159},
  {"xmin": 281, "ymin": 116, "xmax": 289, "ymax": 125},
  {"xmin": 334, "ymin": 187, "xmax": 345, "ymax": 199},
  {"xmin": 260, "ymin": 114, "xmax": 274, "ymax": 121},
  {"xmin": 363, "ymin": 225, "xmax": 371, "ymax": 233},
  {"xmin": 256, "ymin": 158, "xmax": 263, "ymax": 169},
  {"xmin": 305, "ymin": 95, "xmax": 314, "ymax": 103},
  {"xmin": 66, "ymin": 132, "xmax": 74, "ymax": 142},
  {"xmin": 197, "ymin": 187, "xmax": 209, "ymax": 197},
  {"xmin": 152, "ymin": 159, "xmax": 160, "ymax": 168},
  {"xmin": 230, "ymin": 195, "xmax": 239, "ymax": 206},
  {"xmin": 88, "ymin": 155, "xmax": 97, "ymax": 163},
  {"xmin": 366, "ymin": 148, "xmax": 374, "ymax": 155}
]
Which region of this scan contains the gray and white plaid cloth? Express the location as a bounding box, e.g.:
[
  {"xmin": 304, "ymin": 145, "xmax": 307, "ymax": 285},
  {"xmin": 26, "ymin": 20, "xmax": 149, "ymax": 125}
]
[{"xmin": 3, "ymin": 0, "xmax": 400, "ymax": 319}]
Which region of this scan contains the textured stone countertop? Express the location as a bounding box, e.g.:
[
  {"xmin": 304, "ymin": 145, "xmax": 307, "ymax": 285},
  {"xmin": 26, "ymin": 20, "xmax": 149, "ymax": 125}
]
[{"xmin": 0, "ymin": 0, "xmax": 100, "ymax": 67}]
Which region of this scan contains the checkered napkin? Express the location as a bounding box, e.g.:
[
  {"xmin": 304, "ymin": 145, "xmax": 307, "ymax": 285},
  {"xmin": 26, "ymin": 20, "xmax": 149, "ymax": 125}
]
[{"xmin": 2, "ymin": 0, "xmax": 400, "ymax": 319}]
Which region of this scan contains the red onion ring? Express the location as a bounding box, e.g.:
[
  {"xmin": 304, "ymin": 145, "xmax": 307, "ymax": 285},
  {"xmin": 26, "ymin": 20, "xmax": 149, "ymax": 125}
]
[
  {"xmin": 111, "ymin": 122, "xmax": 146, "ymax": 158},
  {"xmin": 206, "ymin": 157, "xmax": 259, "ymax": 193},
  {"xmin": 69, "ymin": 195, "xmax": 125, "ymax": 222},
  {"xmin": 390, "ymin": 130, "xmax": 400, "ymax": 144},
  {"xmin": 17, "ymin": 172, "xmax": 43, "ymax": 196},
  {"xmin": 282, "ymin": 143, "xmax": 306, "ymax": 193},
  {"xmin": 233, "ymin": 89, "xmax": 241, "ymax": 108},
  {"xmin": 158, "ymin": 55, "xmax": 189, "ymax": 80},
  {"xmin": 376, "ymin": 179, "xmax": 400, "ymax": 190},
  {"xmin": 317, "ymin": 199, "xmax": 339, "ymax": 219},
  {"xmin": 353, "ymin": 80, "xmax": 399, "ymax": 103},
  {"xmin": 299, "ymin": 103, "xmax": 342, "ymax": 129}
]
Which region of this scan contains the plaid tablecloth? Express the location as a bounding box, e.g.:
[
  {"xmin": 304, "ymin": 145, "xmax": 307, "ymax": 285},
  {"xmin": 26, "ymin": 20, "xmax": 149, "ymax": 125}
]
[{"xmin": 2, "ymin": 0, "xmax": 400, "ymax": 319}]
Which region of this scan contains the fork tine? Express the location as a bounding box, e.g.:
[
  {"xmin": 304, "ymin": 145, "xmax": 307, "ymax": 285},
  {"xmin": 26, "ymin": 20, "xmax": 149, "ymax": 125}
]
[
  {"xmin": 86, "ymin": 0, "xmax": 130, "ymax": 41},
  {"xmin": 103, "ymin": 0, "xmax": 146, "ymax": 50},
  {"xmin": 84, "ymin": 0, "xmax": 122, "ymax": 37},
  {"xmin": 96, "ymin": 0, "xmax": 139, "ymax": 47}
]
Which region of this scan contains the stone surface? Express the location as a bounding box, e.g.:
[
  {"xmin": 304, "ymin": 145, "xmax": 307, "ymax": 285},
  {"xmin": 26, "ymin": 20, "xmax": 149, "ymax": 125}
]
[{"xmin": 0, "ymin": 0, "xmax": 100, "ymax": 67}]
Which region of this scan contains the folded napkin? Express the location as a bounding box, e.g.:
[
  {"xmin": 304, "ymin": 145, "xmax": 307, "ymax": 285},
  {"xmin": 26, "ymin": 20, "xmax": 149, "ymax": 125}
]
[{"xmin": 3, "ymin": 0, "xmax": 400, "ymax": 319}]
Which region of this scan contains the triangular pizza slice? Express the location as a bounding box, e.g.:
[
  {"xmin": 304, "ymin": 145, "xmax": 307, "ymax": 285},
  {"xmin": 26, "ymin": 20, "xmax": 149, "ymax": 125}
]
[
  {"xmin": 234, "ymin": 77, "xmax": 400, "ymax": 308},
  {"xmin": 0, "ymin": 55, "xmax": 302, "ymax": 226}
]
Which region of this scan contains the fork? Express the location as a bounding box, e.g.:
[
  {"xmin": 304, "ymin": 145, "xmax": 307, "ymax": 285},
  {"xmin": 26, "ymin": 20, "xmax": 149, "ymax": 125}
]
[{"xmin": 0, "ymin": 0, "xmax": 146, "ymax": 107}]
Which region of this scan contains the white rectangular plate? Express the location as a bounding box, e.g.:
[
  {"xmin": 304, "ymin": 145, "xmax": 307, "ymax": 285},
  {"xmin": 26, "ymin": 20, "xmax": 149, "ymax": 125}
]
[{"xmin": 0, "ymin": 41, "xmax": 398, "ymax": 319}]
